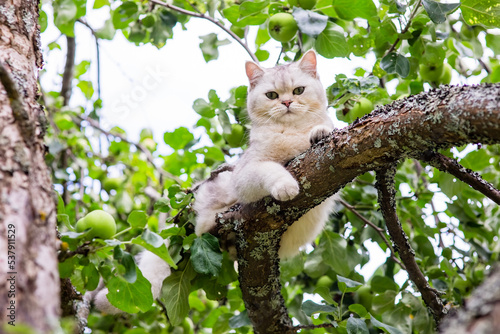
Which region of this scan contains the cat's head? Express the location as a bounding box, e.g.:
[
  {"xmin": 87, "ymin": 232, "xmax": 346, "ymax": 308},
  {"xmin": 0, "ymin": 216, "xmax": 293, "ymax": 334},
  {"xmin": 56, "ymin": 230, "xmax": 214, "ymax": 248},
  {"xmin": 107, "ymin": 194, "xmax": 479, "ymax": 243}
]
[{"xmin": 245, "ymin": 50, "xmax": 327, "ymax": 126}]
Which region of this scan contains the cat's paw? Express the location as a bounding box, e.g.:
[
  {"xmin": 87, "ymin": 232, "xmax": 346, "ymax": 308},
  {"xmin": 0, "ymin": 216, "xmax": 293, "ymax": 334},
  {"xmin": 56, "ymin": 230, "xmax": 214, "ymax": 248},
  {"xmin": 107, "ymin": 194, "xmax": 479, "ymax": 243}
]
[
  {"xmin": 309, "ymin": 125, "xmax": 332, "ymax": 145},
  {"xmin": 270, "ymin": 178, "xmax": 300, "ymax": 201}
]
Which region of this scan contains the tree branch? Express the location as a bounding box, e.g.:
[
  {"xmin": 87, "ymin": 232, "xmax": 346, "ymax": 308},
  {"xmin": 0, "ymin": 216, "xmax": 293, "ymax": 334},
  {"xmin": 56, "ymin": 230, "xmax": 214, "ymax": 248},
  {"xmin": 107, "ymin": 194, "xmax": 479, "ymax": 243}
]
[
  {"xmin": 148, "ymin": 0, "xmax": 259, "ymax": 63},
  {"xmin": 440, "ymin": 265, "xmax": 500, "ymax": 334},
  {"xmin": 376, "ymin": 164, "xmax": 445, "ymax": 322},
  {"xmin": 215, "ymin": 84, "xmax": 500, "ymax": 333},
  {"xmin": 61, "ymin": 36, "xmax": 76, "ymax": 105},
  {"xmin": 76, "ymin": 114, "xmax": 183, "ymax": 184},
  {"xmin": 339, "ymin": 199, "xmax": 405, "ymax": 270},
  {"xmin": 416, "ymin": 150, "xmax": 500, "ymax": 205}
]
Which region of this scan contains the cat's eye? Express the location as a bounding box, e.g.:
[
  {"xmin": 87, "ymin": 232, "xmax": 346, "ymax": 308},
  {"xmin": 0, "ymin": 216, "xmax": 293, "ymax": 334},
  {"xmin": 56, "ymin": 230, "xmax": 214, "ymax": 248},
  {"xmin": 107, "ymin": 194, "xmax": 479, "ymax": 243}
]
[
  {"xmin": 266, "ymin": 91, "xmax": 279, "ymax": 100},
  {"xmin": 293, "ymin": 86, "xmax": 305, "ymax": 95}
]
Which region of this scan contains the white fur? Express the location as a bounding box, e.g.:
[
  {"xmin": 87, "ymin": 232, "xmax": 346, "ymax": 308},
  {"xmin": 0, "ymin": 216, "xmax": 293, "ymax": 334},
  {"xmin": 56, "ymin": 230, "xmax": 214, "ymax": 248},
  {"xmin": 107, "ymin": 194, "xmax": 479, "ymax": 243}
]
[
  {"xmin": 92, "ymin": 51, "xmax": 336, "ymax": 314},
  {"xmin": 194, "ymin": 50, "xmax": 337, "ymax": 258}
]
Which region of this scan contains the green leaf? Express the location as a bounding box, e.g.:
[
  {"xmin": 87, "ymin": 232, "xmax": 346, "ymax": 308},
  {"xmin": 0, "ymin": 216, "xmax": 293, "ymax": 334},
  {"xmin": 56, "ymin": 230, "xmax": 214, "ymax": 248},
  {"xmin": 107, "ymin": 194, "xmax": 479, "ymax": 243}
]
[
  {"xmin": 193, "ymin": 98, "xmax": 216, "ymax": 118},
  {"xmin": 293, "ymin": 8, "xmax": 328, "ymax": 38},
  {"xmin": 381, "ymin": 52, "xmax": 410, "ymax": 77},
  {"xmin": 163, "ymin": 127, "xmax": 195, "ymax": 150},
  {"xmin": 338, "ymin": 275, "xmax": 363, "ymax": 292},
  {"xmin": 112, "ymin": 1, "xmax": 139, "ymax": 29},
  {"xmin": 93, "ymin": 0, "xmax": 110, "ymax": 9},
  {"xmin": 39, "ymin": 10, "xmax": 48, "ymax": 33},
  {"xmin": 95, "ymin": 18, "xmax": 116, "ymax": 40},
  {"xmin": 370, "ymin": 276, "xmax": 400, "ymax": 293},
  {"xmin": 460, "ymin": 149, "xmax": 492, "ymax": 171},
  {"xmin": 332, "ymin": 0, "xmax": 378, "ymax": 20},
  {"xmin": 229, "ymin": 310, "xmax": 252, "ymax": 328},
  {"xmin": 349, "ymin": 304, "xmax": 368, "ymax": 318},
  {"xmin": 191, "ymin": 234, "xmax": 223, "ymax": 276},
  {"xmin": 131, "ymin": 230, "xmax": 178, "ymax": 269},
  {"xmin": 127, "ymin": 210, "xmax": 148, "ymax": 228},
  {"xmin": 106, "ymin": 270, "xmax": 154, "ymax": 313},
  {"xmin": 421, "ymin": 0, "xmax": 460, "ymax": 24},
  {"xmin": 320, "ymin": 231, "xmax": 351, "ymax": 276},
  {"xmin": 346, "ymin": 317, "xmax": 369, "ymax": 334},
  {"xmin": 301, "ymin": 300, "xmax": 336, "ymax": 316},
  {"xmin": 154, "ymin": 198, "xmax": 170, "ymax": 213},
  {"xmin": 315, "ymin": 23, "xmax": 350, "ymax": 59},
  {"xmin": 370, "ymin": 316, "xmax": 405, "ymax": 334},
  {"xmin": 160, "ymin": 261, "xmax": 197, "ymax": 325},
  {"xmin": 74, "ymin": 60, "xmax": 90, "ymax": 79},
  {"xmin": 372, "ymin": 290, "xmax": 397, "ymax": 313},
  {"xmin": 199, "ymin": 33, "xmax": 231, "ymax": 63},
  {"xmin": 53, "ymin": 0, "xmax": 77, "ymax": 36},
  {"xmin": 76, "ymin": 80, "xmax": 94, "ymax": 99},
  {"xmin": 313, "ymin": 286, "xmax": 338, "ymax": 306},
  {"xmin": 114, "ymin": 247, "xmax": 137, "ymax": 283},
  {"xmin": 82, "ymin": 263, "xmax": 100, "ymax": 291}
]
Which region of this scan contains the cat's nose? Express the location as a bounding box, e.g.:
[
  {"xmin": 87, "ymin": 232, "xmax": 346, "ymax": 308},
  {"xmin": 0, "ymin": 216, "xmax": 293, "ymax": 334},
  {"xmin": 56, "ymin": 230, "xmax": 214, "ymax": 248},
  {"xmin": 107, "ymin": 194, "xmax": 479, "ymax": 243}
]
[{"xmin": 282, "ymin": 100, "xmax": 293, "ymax": 108}]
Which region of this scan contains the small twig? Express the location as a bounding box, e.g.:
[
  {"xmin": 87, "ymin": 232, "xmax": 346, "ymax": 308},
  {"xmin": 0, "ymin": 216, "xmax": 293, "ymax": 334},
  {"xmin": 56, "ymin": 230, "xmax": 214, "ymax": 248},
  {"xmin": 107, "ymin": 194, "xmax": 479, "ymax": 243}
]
[
  {"xmin": 148, "ymin": 0, "xmax": 258, "ymax": 62},
  {"xmin": 61, "ymin": 36, "xmax": 76, "ymax": 105},
  {"xmin": 76, "ymin": 19, "xmax": 102, "ymax": 101},
  {"xmin": 384, "ymin": 0, "xmax": 422, "ymax": 57},
  {"xmin": 416, "ymin": 150, "xmax": 500, "ymax": 205},
  {"xmin": 76, "ymin": 114, "xmax": 183, "ymax": 184},
  {"xmin": 58, "ymin": 241, "xmax": 91, "ymax": 263},
  {"xmin": 293, "ymin": 322, "xmax": 337, "ymax": 331},
  {"xmin": 376, "ymin": 164, "xmax": 446, "ymax": 323},
  {"xmin": 339, "ymin": 199, "xmax": 406, "ymax": 270}
]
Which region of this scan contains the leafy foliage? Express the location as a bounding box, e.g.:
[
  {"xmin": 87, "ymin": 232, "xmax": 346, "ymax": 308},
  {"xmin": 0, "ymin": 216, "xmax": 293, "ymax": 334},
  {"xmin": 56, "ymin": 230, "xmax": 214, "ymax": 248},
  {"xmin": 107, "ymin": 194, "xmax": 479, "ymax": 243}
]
[{"xmin": 40, "ymin": 0, "xmax": 500, "ymax": 333}]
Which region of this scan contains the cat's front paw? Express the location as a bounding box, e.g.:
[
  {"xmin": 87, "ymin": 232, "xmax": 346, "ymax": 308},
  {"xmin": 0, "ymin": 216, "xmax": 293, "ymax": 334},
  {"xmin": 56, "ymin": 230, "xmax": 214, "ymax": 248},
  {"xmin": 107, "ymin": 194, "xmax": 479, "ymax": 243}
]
[
  {"xmin": 270, "ymin": 178, "xmax": 300, "ymax": 201},
  {"xmin": 309, "ymin": 125, "xmax": 332, "ymax": 145}
]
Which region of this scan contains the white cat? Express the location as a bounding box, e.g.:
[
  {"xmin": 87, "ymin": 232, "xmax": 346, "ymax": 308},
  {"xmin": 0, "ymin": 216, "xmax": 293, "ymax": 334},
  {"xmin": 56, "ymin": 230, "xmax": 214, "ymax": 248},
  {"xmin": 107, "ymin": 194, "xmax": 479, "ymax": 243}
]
[
  {"xmin": 194, "ymin": 50, "xmax": 336, "ymax": 258},
  {"xmin": 91, "ymin": 50, "xmax": 336, "ymax": 314}
]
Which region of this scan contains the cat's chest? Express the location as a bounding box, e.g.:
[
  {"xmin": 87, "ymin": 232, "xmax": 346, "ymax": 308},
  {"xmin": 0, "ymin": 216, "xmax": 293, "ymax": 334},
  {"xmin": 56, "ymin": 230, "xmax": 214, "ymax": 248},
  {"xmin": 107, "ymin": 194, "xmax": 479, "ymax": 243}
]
[{"xmin": 249, "ymin": 127, "xmax": 311, "ymax": 163}]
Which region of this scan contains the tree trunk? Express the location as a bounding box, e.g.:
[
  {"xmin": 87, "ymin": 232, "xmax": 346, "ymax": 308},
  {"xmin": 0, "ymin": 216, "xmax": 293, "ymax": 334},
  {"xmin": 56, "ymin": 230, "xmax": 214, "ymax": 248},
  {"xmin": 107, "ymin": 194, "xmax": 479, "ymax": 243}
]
[
  {"xmin": 440, "ymin": 265, "xmax": 500, "ymax": 334},
  {"xmin": 218, "ymin": 84, "xmax": 500, "ymax": 333},
  {"xmin": 0, "ymin": 1, "xmax": 60, "ymax": 332}
]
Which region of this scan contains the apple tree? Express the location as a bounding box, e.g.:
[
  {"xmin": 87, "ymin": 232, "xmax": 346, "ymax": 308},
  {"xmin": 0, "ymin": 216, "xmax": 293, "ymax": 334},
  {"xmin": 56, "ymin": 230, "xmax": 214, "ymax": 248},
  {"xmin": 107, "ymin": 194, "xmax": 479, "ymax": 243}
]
[{"xmin": 2, "ymin": 0, "xmax": 499, "ymax": 333}]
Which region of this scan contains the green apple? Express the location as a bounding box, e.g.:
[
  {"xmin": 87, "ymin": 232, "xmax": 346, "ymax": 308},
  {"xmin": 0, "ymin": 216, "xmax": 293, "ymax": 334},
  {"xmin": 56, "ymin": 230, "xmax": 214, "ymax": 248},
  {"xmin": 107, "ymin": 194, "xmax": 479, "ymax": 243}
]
[
  {"xmin": 298, "ymin": 0, "xmax": 317, "ymax": 9},
  {"xmin": 440, "ymin": 63, "xmax": 452, "ymax": 85},
  {"xmin": 268, "ymin": 13, "xmax": 298, "ymax": 43},
  {"xmin": 76, "ymin": 210, "xmax": 117, "ymax": 239},
  {"xmin": 102, "ymin": 177, "xmax": 123, "ymax": 192},
  {"xmin": 139, "ymin": 128, "xmax": 154, "ymax": 140},
  {"xmin": 316, "ymin": 275, "xmax": 334, "ymax": 288},
  {"xmin": 350, "ymin": 97, "xmax": 373, "ymax": 119},
  {"xmin": 141, "ymin": 138, "xmax": 157, "ymax": 151},
  {"xmin": 223, "ymin": 124, "xmax": 246, "ymax": 148},
  {"xmin": 419, "ymin": 63, "xmax": 444, "ymax": 83},
  {"xmin": 354, "ymin": 286, "xmax": 373, "ymax": 311}
]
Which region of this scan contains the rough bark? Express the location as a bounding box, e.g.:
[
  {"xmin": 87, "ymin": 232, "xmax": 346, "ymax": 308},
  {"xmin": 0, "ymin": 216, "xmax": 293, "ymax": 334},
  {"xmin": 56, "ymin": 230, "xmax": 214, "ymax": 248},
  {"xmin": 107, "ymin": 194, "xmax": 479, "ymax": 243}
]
[
  {"xmin": 217, "ymin": 84, "xmax": 500, "ymax": 333},
  {"xmin": 440, "ymin": 266, "xmax": 500, "ymax": 334},
  {"xmin": 0, "ymin": 1, "xmax": 60, "ymax": 332}
]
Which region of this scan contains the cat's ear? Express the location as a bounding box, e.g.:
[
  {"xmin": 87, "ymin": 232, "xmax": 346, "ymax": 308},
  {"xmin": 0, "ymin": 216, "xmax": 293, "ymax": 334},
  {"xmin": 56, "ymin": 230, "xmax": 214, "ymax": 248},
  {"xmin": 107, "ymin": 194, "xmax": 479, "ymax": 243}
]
[
  {"xmin": 245, "ymin": 61, "xmax": 264, "ymax": 88},
  {"xmin": 299, "ymin": 50, "xmax": 318, "ymax": 78}
]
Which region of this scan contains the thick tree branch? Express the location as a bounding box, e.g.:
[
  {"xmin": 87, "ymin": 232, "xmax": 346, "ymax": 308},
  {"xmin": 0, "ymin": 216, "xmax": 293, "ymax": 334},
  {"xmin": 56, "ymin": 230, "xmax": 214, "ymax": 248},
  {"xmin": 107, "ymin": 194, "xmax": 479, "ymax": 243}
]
[
  {"xmin": 416, "ymin": 150, "xmax": 500, "ymax": 205},
  {"xmin": 216, "ymin": 84, "xmax": 500, "ymax": 333},
  {"xmin": 440, "ymin": 265, "xmax": 500, "ymax": 334},
  {"xmin": 376, "ymin": 165, "xmax": 445, "ymax": 322}
]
